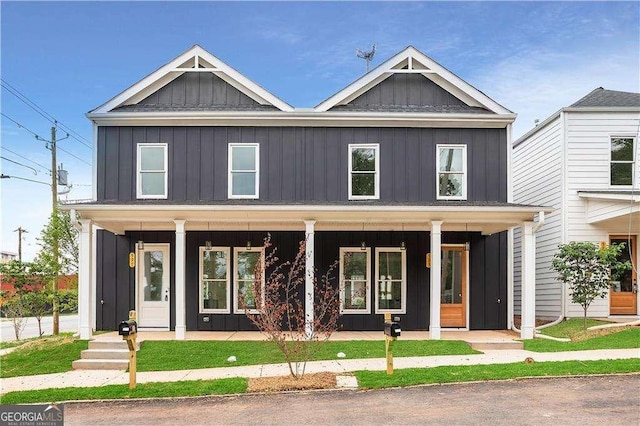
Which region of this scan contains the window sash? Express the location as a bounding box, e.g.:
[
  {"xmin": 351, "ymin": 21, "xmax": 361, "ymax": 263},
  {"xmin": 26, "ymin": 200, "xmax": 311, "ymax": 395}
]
[
  {"xmin": 375, "ymin": 249, "xmax": 406, "ymax": 314},
  {"xmin": 199, "ymin": 247, "xmax": 230, "ymax": 314},
  {"xmin": 340, "ymin": 247, "xmax": 371, "ymax": 313},
  {"xmin": 610, "ymin": 137, "xmax": 636, "ymax": 186},
  {"xmin": 228, "ymin": 144, "xmax": 259, "ymax": 198},
  {"xmin": 234, "ymin": 247, "xmax": 265, "ymax": 314},
  {"xmin": 349, "ymin": 144, "xmax": 379, "ymax": 200},
  {"xmin": 436, "ymin": 145, "xmax": 466, "ymax": 200},
  {"xmin": 137, "ymin": 143, "xmax": 167, "ymax": 199}
]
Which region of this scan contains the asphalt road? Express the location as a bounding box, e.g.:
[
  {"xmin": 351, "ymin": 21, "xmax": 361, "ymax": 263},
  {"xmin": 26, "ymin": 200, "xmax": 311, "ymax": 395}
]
[
  {"xmin": 1, "ymin": 314, "xmax": 78, "ymax": 341},
  {"xmin": 64, "ymin": 375, "xmax": 640, "ymax": 425}
]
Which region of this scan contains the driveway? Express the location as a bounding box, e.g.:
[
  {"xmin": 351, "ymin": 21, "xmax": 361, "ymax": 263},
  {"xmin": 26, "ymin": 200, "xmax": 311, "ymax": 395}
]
[
  {"xmin": 1, "ymin": 314, "xmax": 78, "ymax": 341},
  {"xmin": 64, "ymin": 375, "xmax": 640, "ymax": 425}
]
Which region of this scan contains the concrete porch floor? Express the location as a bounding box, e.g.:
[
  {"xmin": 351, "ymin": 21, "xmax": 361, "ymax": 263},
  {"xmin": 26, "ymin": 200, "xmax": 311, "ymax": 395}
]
[{"xmin": 92, "ymin": 329, "xmax": 519, "ymax": 344}]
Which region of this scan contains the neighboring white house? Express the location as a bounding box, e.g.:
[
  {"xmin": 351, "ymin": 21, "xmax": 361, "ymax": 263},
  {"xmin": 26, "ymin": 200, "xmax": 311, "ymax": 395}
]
[{"xmin": 513, "ymin": 88, "xmax": 640, "ymax": 320}]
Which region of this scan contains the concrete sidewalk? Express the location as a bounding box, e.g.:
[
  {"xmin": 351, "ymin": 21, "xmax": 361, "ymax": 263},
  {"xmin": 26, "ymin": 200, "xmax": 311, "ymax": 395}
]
[{"xmin": 2, "ymin": 348, "xmax": 638, "ymax": 395}]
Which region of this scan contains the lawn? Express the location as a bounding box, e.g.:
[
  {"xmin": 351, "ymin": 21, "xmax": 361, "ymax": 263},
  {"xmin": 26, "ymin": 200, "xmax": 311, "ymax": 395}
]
[
  {"xmin": 355, "ymin": 358, "xmax": 640, "ymax": 389},
  {"xmin": 525, "ymin": 318, "xmax": 640, "ymax": 352},
  {"xmin": 0, "ymin": 378, "xmax": 247, "ymax": 404},
  {"xmin": 0, "ymin": 335, "xmax": 88, "ymax": 378},
  {"xmin": 137, "ymin": 340, "xmax": 479, "ymax": 372}
]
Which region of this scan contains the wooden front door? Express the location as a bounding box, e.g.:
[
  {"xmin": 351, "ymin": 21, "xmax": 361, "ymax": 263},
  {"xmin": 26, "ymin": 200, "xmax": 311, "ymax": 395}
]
[
  {"xmin": 440, "ymin": 246, "xmax": 467, "ymax": 327},
  {"xmin": 610, "ymin": 236, "xmax": 637, "ymax": 315}
]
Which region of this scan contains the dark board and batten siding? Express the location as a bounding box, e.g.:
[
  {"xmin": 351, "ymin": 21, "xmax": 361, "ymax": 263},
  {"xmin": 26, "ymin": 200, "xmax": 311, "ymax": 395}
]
[
  {"xmin": 96, "ymin": 230, "xmax": 507, "ymax": 332},
  {"xmin": 96, "ymin": 126, "xmax": 507, "ymax": 203}
]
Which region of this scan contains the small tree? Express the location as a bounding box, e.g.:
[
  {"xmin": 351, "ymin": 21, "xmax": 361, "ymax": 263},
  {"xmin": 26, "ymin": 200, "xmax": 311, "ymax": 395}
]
[
  {"xmin": 243, "ymin": 236, "xmax": 340, "ymax": 379},
  {"xmin": 552, "ymin": 241, "xmax": 631, "ymax": 329}
]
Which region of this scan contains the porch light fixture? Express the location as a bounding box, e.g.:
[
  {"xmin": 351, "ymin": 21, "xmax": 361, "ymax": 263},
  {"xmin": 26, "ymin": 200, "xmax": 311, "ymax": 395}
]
[
  {"xmin": 137, "ymin": 240, "xmax": 144, "ymax": 250},
  {"xmin": 464, "ymin": 223, "xmax": 470, "ymax": 251},
  {"xmin": 246, "ymin": 223, "xmax": 252, "ymax": 251},
  {"xmin": 205, "ymin": 240, "xmax": 212, "ymax": 250},
  {"xmin": 400, "ymin": 223, "xmax": 406, "ymax": 250},
  {"xmin": 246, "ymin": 240, "xmax": 252, "ymax": 250},
  {"xmin": 464, "ymin": 242, "xmax": 470, "ymax": 251},
  {"xmin": 360, "ymin": 223, "xmax": 366, "ymax": 250}
]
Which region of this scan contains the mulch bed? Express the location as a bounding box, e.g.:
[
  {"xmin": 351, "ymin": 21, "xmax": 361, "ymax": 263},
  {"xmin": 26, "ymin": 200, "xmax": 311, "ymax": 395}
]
[{"xmin": 247, "ymin": 372, "xmax": 338, "ymax": 393}]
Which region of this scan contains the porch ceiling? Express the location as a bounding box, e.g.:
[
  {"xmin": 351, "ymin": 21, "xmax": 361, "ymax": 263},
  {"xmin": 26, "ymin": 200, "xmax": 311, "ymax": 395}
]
[{"xmin": 66, "ymin": 203, "xmax": 551, "ymax": 235}]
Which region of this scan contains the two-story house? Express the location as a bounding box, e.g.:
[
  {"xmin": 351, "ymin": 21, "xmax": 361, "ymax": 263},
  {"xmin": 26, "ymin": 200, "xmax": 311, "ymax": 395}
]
[
  {"xmin": 514, "ymin": 88, "xmax": 640, "ymax": 321},
  {"xmin": 68, "ymin": 45, "xmax": 548, "ymax": 340}
]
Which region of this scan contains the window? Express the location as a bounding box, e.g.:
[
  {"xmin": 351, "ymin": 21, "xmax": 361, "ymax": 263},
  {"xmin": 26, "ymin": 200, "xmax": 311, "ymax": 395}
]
[
  {"xmin": 199, "ymin": 247, "xmax": 230, "ymax": 313},
  {"xmin": 437, "ymin": 145, "xmax": 467, "ymax": 200},
  {"xmin": 234, "ymin": 247, "xmax": 264, "ymax": 313},
  {"xmin": 375, "ymin": 249, "xmax": 406, "ymax": 314},
  {"xmin": 349, "ymin": 144, "xmax": 379, "ymax": 199},
  {"xmin": 228, "ymin": 144, "xmax": 259, "ymax": 198},
  {"xmin": 610, "ymin": 137, "xmax": 635, "ymax": 186},
  {"xmin": 340, "ymin": 248, "xmax": 371, "ymax": 313},
  {"xmin": 137, "ymin": 143, "xmax": 167, "ymax": 199}
]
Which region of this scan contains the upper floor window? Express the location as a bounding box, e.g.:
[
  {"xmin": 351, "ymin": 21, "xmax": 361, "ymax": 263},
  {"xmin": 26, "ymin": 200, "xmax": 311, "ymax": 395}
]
[
  {"xmin": 234, "ymin": 247, "xmax": 264, "ymax": 314},
  {"xmin": 610, "ymin": 137, "xmax": 636, "ymax": 186},
  {"xmin": 200, "ymin": 247, "xmax": 230, "ymax": 314},
  {"xmin": 137, "ymin": 143, "xmax": 167, "ymax": 199},
  {"xmin": 349, "ymin": 144, "xmax": 379, "ymax": 200},
  {"xmin": 437, "ymin": 144, "xmax": 466, "ymax": 200},
  {"xmin": 340, "ymin": 247, "xmax": 371, "ymax": 313},
  {"xmin": 228, "ymin": 143, "xmax": 259, "ymax": 199}
]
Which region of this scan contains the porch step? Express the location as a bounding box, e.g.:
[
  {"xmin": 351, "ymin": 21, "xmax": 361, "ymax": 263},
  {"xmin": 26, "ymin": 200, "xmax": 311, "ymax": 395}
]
[
  {"xmin": 469, "ymin": 341, "xmax": 524, "ymax": 350},
  {"xmin": 81, "ymin": 349, "xmax": 130, "ymax": 360},
  {"xmin": 88, "ymin": 340, "xmax": 140, "ymax": 350},
  {"xmin": 72, "ymin": 359, "xmax": 129, "ymax": 370}
]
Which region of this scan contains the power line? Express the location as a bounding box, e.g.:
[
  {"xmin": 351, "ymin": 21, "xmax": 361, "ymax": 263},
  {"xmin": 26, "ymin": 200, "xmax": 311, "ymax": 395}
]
[
  {"xmin": 57, "ymin": 145, "xmax": 92, "ymax": 166},
  {"xmin": 1, "ymin": 79, "xmax": 92, "ymax": 149},
  {"xmin": 1, "ymin": 146, "xmax": 51, "ymax": 173},
  {"xmin": 0, "ymin": 174, "xmax": 50, "ymax": 186},
  {"xmin": 1, "ymin": 156, "xmax": 39, "ymax": 174}
]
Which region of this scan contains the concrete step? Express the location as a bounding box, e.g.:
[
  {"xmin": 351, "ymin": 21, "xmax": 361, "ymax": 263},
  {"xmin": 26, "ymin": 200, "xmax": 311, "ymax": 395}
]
[
  {"xmin": 72, "ymin": 359, "xmax": 129, "ymax": 370},
  {"xmin": 469, "ymin": 341, "xmax": 524, "ymax": 350},
  {"xmin": 88, "ymin": 340, "xmax": 140, "ymax": 350},
  {"xmin": 81, "ymin": 349, "xmax": 130, "ymax": 360}
]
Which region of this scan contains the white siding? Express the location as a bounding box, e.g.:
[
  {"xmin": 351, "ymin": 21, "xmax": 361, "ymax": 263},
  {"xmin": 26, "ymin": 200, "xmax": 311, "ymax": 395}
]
[
  {"xmin": 513, "ymin": 116, "xmax": 563, "ymax": 319},
  {"xmin": 564, "ymin": 110, "xmax": 640, "ymax": 317}
]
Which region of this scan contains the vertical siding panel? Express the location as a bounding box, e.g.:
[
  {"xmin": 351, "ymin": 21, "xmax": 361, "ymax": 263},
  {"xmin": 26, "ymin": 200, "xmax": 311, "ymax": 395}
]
[
  {"xmin": 199, "ymin": 127, "xmax": 215, "ymax": 201},
  {"xmin": 311, "ymin": 128, "xmax": 326, "ymax": 200},
  {"xmin": 185, "ymin": 73, "xmax": 200, "ymax": 105},
  {"xmin": 406, "ymin": 128, "xmax": 420, "ymax": 201},
  {"xmin": 394, "ymin": 129, "xmax": 406, "ymax": 201},
  {"xmin": 97, "ymin": 128, "xmax": 106, "ymax": 200},
  {"xmin": 172, "ymin": 127, "xmax": 187, "ymax": 201},
  {"xmin": 380, "ymin": 76, "xmax": 395, "ymax": 105},
  {"xmin": 104, "ymin": 127, "xmax": 119, "ymax": 200},
  {"xmin": 212, "ymin": 75, "xmax": 226, "ymax": 105},
  {"xmin": 486, "ymin": 130, "xmax": 502, "ymax": 201},
  {"xmin": 171, "ymin": 76, "xmax": 186, "ymax": 105},
  {"xmin": 118, "ymin": 127, "xmax": 133, "ymax": 200},
  {"xmin": 213, "ymin": 128, "xmax": 228, "ymax": 200},
  {"xmin": 186, "ymin": 127, "xmax": 201, "ymax": 200},
  {"xmin": 226, "ymin": 85, "xmax": 241, "ymax": 106},
  {"xmin": 199, "ymin": 74, "xmax": 213, "ymax": 106},
  {"xmin": 407, "ymin": 74, "xmax": 421, "ymax": 105}
]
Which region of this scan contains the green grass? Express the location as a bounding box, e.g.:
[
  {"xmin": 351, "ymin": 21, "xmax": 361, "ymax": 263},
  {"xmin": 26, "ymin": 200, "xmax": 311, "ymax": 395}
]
[
  {"xmin": 137, "ymin": 340, "xmax": 479, "ymax": 372},
  {"xmin": 355, "ymin": 358, "xmax": 640, "ymax": 389},
  {"xmin": 0, "ymin": 333, "xmax": 75, "ymax": 350},
  {"xmin": 0, "ymin": 336, "xmax": 88, "ymax": 378},
  {"xmin": 537, "ymin": 318, "xmax": 612, "ymax": 339},
  {"xmin": 0, "ymin": 377, "xmax": 247, "ymax": 404},
  {"xmin": 524, "ymin": 327, "xmax": 640, "ymax": 352}
]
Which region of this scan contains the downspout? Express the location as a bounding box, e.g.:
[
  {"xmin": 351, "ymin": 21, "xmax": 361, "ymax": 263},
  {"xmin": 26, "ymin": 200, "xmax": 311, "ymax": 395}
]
[{"xmin": 511, "ymin": 211, "xmax": 546, "ymax": 335}]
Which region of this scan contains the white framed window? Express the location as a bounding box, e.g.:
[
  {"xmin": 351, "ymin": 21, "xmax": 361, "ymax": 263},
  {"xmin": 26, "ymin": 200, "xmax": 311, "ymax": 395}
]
[
  {"xmin": 137, "ymin": 143, "xmax": 168, "ymax": 199},
  {"xmin": 233, "ymin": 247, "xmax": 264, "ymax": 314},
  {"xmin": 437, "ymin": 144, "xmax": 467, "ymax": 200},
  {"xmin": 348, "ymin": 144, "xmax": 379, "ymax": 200},
  {"xmin": 610, "ymin": 136, "xmax": 636, "ymax": 186},
  {"xmin": 374, "ymin": 248, "xmax": 407, "ymax": 314},
  {"xmin": 199, "ymin": 247, "xmax": 230, "ymax": 314},
  {"xmin": 228, "ymin": 143, "xmax": 259, "ymax": 199},
  {"xmin": 339, "ymin": 247, "xmax": 371, "ymax": 313}
]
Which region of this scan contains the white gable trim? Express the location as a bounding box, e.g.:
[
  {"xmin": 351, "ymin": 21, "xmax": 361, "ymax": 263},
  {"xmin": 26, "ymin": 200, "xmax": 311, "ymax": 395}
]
[
  {"xmin": 314, "ymin": 46, "xmax": 511, "ymax": 115},
  {"xmin": 91, "ymin": 45, "xmax": 293, "ymax": 113}
]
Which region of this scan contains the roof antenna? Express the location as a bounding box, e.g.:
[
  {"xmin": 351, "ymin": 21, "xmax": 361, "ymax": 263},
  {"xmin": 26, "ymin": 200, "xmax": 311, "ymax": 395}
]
[{"xmin": 356, "ymin": 44, "xmax": 376, "ymax": 73}]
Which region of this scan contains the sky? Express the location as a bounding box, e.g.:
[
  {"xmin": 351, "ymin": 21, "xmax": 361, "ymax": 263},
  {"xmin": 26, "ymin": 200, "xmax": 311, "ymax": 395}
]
[{"xmin": 1, "ymin": 1, "xmax": 639, "ymax": 261}]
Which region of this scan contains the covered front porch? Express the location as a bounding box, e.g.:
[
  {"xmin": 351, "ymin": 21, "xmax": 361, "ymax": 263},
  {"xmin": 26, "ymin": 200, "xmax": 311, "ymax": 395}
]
[{"xmin": 68, "ymin": 202, "xmax": 549, "ymax": 341}]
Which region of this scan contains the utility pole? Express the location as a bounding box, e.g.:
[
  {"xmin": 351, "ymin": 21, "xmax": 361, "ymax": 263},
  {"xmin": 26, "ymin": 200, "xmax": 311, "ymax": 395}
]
[
  {"xmin": 50, "ymin": 124, "xmax": 60, "ymax": 335},
  {"xmin": 13, "ymin": 227, "xmax": 28, "ymax": 261}
]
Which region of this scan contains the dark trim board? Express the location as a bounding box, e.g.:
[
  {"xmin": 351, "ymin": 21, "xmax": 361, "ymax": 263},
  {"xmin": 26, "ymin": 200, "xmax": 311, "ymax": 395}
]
[{"xmin": 95, "ymin": 230, "xmax": 507, "ymax": 332}]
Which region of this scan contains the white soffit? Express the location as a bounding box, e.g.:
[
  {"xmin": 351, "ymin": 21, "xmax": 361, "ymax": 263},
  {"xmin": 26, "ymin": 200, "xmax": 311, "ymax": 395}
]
[
  {"xmin": 314, "ymin": 46, "xmax": 512, "ymax": 115},
  {"xmin": 90, "ymin": 45, "xmax": 293, "ymax": 113}
]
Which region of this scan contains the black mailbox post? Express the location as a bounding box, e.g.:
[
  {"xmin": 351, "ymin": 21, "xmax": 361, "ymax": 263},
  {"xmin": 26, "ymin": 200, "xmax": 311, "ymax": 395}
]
[
  {"xmin": 384, "ymin": 322, "xmax": 402, "ymax": 338},
  {"xmin": 118, "ymin": 320, "xmax": 137, "ymax": 336}
]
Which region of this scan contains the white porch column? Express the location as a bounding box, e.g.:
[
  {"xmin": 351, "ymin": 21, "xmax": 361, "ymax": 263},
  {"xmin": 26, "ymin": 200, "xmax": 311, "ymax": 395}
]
[
  {"xmin": 521, "ymin": 221, "xmax": 536, "ymax": 339},
  {"xmin": 430, "ymin": 221, "xmax": 443, "ymax": 340},
  {"xmin": 174, "ymin": 219, "xmax": 186, "ymax": 340},
  {"xmin": 78, "ymin": 219, "xmax": 93, "ymax": 340},
  {"xmin": 304, "ymin": 220, "xmax": 316, "ymax": 339}
]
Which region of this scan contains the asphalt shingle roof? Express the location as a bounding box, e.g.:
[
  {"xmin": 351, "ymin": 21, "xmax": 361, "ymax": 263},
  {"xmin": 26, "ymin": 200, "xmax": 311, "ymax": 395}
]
[{"xmin": 570, "ymin": 87, "xmax": 640, "ymax": 108}]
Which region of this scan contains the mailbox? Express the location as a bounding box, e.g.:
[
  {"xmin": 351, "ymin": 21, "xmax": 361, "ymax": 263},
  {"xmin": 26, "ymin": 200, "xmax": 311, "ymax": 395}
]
[
  {"xmin": 118, "ymin": 320, "xmax": 137, "ymax": 336},
  {"xmin": 384, "ymin": 322, "xmax": 401, "ymax": 338}
]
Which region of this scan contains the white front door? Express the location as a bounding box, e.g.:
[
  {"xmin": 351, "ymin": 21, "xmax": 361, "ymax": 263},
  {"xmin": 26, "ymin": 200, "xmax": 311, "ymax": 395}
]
[{"xmin": 137, "ymin": 243, "xmax": 170, "ymax": 328}]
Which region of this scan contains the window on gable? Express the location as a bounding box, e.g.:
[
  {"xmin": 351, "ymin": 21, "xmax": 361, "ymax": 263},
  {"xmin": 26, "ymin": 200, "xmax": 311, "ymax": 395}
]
[
  {"xmin": 340, "ymin": 248, "xmax": 371, "ymax": 313},
  {"xmin": 228, "ymin": 144, "xmax": 259, "ymax": 198},
  {"xmin": 234, "ymin": 247, "xmax": 264, "ymax": 313},
  {"xmin": 349, "ymin": 144, "xmax": 379, "ymax": 199},
  {"xmin": 610, "ymin": 137, "xmax": 635, "ymax": 186},
  {"xmin": 375, "ymin": 249, "xmax": 406, "ymax": 314},
  {"xmin": 437, "ymin": 145, "xmax": 467, "ymax": 200},
  {"xmin": 200, "ymin": 247, "xmax": 230, "ymax": 313},
  {"xmin": 137, "ymin": 143, "xmax": 167, "ymax": 199}
]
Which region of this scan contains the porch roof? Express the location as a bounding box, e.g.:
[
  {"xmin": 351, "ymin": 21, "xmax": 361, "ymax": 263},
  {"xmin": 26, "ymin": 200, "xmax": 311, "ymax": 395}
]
[{"xmin": 64, "ymin": 201, "xmax": 551, "ymax": 236}]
